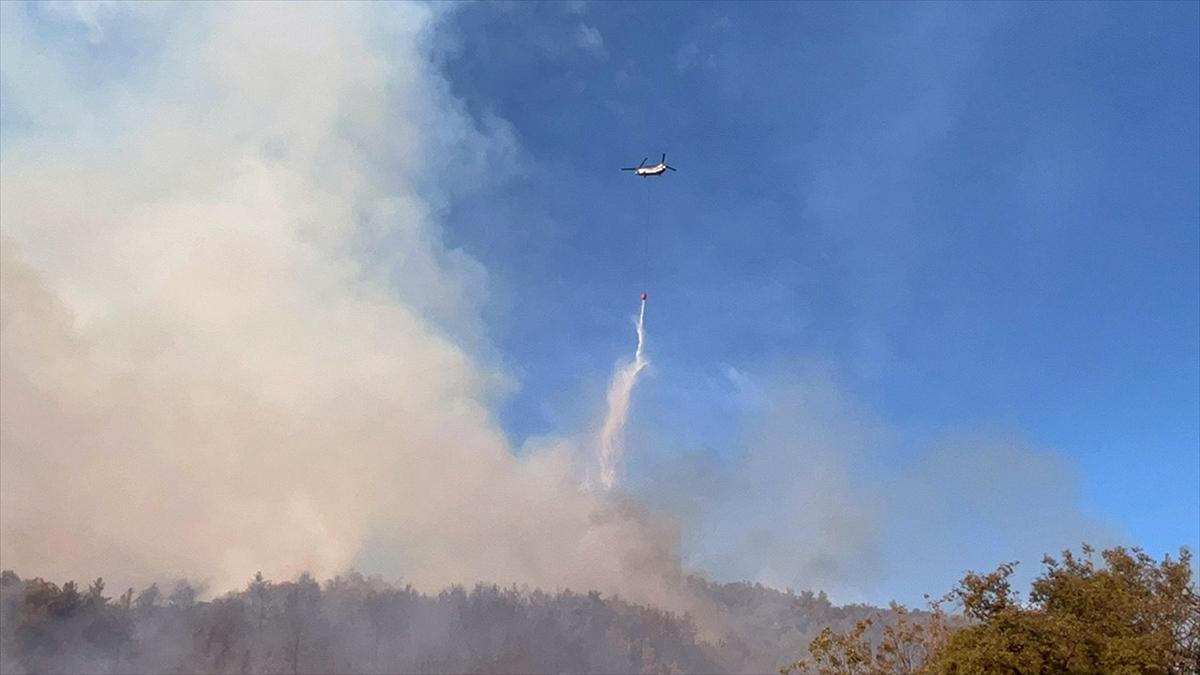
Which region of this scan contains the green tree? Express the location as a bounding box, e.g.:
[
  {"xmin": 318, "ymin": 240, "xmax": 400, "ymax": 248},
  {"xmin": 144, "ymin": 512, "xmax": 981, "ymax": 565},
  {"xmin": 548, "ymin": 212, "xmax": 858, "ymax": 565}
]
[
  {"xmin": 781, "ymin": 601, "xmax": 951, "ymax": 675},
  {"xmin": 57, "ymin": 580, "xmax": 81, "ymax": 617},
  {"xmin": 928, "ymin": 545, "xmax": 1199, "ymax": 675},
  {"xmin": 134, "ymin": 582, "xmax": 160, "ymax": 610},
  {"xmin": 783, "ymin": 545, "xmax": 1198, "ymax": 675},
  {"xmin": 248, "ymin": 570, "xmax": 271, "ymax": 631},
  {"xmin": 117, "ymin": 587, "xmax": 134, "ymax": 610},
  {"xmin": 85, "ymin": 577, "xmax": 108, "ymax": 607}
]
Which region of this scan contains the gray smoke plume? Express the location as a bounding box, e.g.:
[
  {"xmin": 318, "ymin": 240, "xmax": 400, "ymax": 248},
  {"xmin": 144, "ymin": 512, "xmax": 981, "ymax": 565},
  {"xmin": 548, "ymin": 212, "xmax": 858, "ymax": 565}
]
[
  {"xmin": 0, "ymin": 2, "xmax": 685, "ymax": 611},
  {"xmin": 0, "ymin": 0, "xmax": 1128, "ymax": 630}
]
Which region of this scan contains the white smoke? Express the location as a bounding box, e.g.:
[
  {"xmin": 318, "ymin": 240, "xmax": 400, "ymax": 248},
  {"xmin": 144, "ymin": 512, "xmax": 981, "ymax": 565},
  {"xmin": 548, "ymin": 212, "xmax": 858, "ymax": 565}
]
[
  {"xmin": 0, "ymin": 2, "xmax": 1127, "ymax": 616},
  {"xmin": 596, "ymin": 298, "xmax": 649, "ymax": 490},
  {"xmin": 0, "ymin": 2, "xmax": 684, "ymax": 607}
]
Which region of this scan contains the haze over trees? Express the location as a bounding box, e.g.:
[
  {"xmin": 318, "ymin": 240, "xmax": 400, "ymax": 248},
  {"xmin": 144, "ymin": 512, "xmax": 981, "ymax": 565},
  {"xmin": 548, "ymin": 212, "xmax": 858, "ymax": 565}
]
[
  {"xmin": 1, "ymin": 545, "xmax": 1194, "ymax": 674},
  {"xmin": 0, "ymin": 568, "xmax": 876, "ymax": 674}
]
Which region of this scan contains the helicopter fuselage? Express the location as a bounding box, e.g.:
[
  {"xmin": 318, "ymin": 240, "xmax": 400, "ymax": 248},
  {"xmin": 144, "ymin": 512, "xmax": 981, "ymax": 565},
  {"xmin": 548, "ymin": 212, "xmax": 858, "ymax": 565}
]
[
  {"xmin": 634, "ymin": 163, "xmax": 668, "ymax": 176},
  {"xmin": 622, "ymin": 153, "xmax": 675, "ymax": 176}
]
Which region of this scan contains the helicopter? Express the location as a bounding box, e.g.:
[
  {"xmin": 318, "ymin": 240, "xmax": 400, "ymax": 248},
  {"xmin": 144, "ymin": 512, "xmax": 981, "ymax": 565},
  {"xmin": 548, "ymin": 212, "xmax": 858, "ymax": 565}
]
[{"xmin": 621, "ymin": 153, "xmax": 677, "ymax": 177}]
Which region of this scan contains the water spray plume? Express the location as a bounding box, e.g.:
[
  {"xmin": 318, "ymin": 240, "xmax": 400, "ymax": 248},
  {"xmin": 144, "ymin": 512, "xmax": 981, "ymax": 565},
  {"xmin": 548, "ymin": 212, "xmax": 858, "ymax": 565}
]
[{"xmin": 597, "ymin": 295, "xmax": 649, "ymax": 490}]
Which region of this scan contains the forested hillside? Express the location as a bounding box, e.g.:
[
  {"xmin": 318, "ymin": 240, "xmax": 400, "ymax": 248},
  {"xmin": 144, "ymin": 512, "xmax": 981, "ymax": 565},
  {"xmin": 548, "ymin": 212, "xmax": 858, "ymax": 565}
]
[
  {"xmin": 3, "ymin": 545, "xmax": 1194, "ymax": 674},
  {"xmin": 0, "ymin": 570, "xmax": 878, "ymax": 674}
]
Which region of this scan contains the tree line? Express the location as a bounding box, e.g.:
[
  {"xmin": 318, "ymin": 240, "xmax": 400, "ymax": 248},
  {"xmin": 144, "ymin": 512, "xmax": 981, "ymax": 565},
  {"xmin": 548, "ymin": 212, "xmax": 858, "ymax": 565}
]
[
  {"xmin": 1, "ymin": 544, "xmax": 1193, "ymax": 674},
  {"xmin": 1, "ymin": 571, "xmax": 728, "ymax": 674}
]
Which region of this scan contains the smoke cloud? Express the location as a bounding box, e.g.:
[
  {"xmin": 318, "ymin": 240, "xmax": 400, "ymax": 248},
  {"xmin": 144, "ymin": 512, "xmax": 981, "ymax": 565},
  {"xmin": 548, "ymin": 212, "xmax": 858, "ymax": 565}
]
[
  {"xmin": 0, "ymin": 2, "xmax": 682, "ymax": 607},
  {"xmin": 0, "ymin": 2, "xmax": 1120, "ymax": 618},
  {"xmin": 632, "ymin": 361, "xmax": 1117, "ymax": 604}
]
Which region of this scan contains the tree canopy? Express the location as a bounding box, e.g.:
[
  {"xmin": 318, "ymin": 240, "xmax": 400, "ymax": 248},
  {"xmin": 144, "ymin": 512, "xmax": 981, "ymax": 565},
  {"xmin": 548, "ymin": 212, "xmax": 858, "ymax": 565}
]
[{"xmin": 784, "ymin": 545, "xmax": 1199, "ymax": 675}]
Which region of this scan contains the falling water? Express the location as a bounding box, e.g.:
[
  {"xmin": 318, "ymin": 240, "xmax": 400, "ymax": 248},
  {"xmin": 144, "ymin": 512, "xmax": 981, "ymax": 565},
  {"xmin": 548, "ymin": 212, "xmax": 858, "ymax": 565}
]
[{"xmin": 597, "ymin": 297, "xmax": 648, "ymax": 490}]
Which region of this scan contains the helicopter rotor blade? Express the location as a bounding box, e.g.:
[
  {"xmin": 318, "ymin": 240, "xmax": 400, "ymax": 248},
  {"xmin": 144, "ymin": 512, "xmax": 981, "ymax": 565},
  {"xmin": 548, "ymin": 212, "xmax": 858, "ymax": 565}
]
[
  {"xmin": 661, "ymin": 153, "xmax": 666, "ymax": 164},
  {"xmin": 666, "ymin": 165, "xmax": 677, "ymax": 171},
  {"xmin": 639, "ymin": 157, "xmax": 648, "ymax": 167},
  {"xmin": 621, "ymin": 167, "xmax": 637, "ymax": 171}
]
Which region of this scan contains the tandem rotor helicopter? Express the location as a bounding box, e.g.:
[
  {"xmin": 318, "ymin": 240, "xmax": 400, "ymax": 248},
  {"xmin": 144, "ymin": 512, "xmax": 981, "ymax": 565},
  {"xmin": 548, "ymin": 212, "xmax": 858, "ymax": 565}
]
[{"xmin": 621, "ymin": 153, "xmax": 677, "ymax": 177}]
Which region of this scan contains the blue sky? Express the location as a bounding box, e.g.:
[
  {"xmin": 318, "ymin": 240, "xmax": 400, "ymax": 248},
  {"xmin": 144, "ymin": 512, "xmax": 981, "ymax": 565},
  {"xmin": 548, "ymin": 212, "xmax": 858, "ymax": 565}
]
[
  {"xmin": 434, "ymin": 1, "xmax": 1199, "ymax": 569},
  {"xmin": 1, "ymin": 1, "xmax": 1196, "ymax": 604}
]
